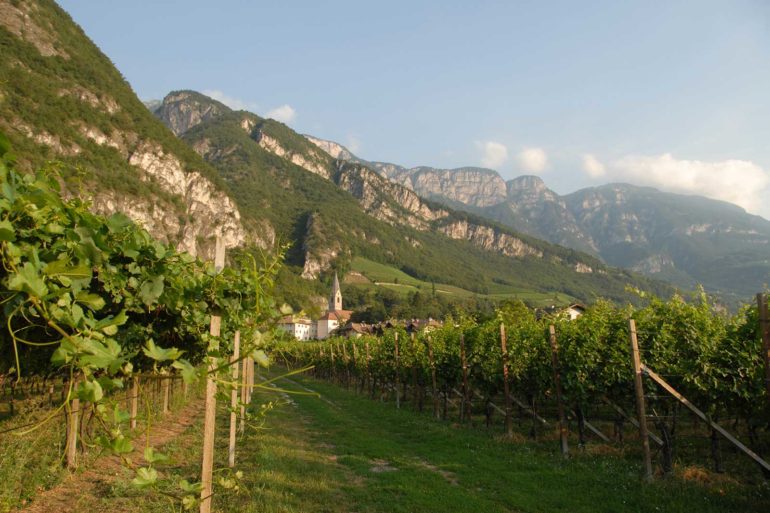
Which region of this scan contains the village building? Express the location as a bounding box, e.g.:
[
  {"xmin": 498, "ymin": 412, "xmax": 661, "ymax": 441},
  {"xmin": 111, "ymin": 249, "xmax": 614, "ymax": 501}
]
[
  {"xmin": 277, "ymin": 316, "xmax": 315, "ymax": 341},
  {"xmin": 536, "ymin": 303, "xmax": 587, "ymax": 321},
  {"xmin": 278, "ymin": 273, "xmax": 352, "ymax": 340}
]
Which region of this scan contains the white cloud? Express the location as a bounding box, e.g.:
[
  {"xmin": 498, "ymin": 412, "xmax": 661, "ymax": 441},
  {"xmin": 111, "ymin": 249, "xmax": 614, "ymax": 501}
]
[
  {"xmin": 265, "ymin": 104, "xmax": 296, "ymax": 124},
  {"xmin": 582, "ymin": 154, "xmax": 606, "ymax": 178},
  {"xmin": 202, "ymin": 89, "xmax": 257, "ymax": 111},
  {"xmin": 476, "ymin": 141, "xmax": 508, "ymax": 168},
  {"xmin": 517, "ymin": 147, "xmax": 548, "ymax": 173},
  {"xmin": 612, "ymin": 153, "xmax": 770, "ymax": 214}
]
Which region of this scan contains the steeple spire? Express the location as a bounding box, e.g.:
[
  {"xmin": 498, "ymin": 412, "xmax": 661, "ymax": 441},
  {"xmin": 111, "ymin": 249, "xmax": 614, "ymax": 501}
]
[{"xmin": 329, "ymin": 272, "xmax": 342, "ymax": 311}]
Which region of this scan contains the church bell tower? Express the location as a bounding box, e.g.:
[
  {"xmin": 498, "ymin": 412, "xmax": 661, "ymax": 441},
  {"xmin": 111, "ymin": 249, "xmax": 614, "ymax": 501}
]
[{"xmin": 329, "ymin": 272, "xmax": 342, "ymax": 311}]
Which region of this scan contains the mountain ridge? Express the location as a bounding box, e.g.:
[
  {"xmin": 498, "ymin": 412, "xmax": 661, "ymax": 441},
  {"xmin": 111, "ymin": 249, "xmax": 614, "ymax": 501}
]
[
  {"xmin": 154, "ymin": 90, "xmax": 672, "ymax": 306},
  {"xmin": 304, "ymin": 134, "xmax": 770, "ymax": 301}
]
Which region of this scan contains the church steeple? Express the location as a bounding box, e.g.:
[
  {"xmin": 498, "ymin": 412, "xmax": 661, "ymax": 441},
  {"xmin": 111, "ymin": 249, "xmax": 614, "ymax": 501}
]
[{"xmin": 329, "ymin": 272, "xmax": 342, "ymax": 311}]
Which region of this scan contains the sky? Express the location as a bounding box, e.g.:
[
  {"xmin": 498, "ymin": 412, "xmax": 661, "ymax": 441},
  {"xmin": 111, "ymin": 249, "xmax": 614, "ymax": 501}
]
[{"xmin": 59, "ymin": 0, "xmax": 770, "ymax": 217}]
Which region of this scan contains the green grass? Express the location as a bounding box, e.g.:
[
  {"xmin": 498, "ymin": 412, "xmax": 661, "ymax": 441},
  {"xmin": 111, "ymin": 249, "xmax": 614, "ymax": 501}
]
[
  {"xmin": 11, "ymin": 371, "xmax": 769, "ymax": 512},
  {"xmin": 350, "ymin": 256, "xmax": 577, "ymax": 307},
  {"xmin": 237, "ymin": 373, "xmax": 770, "ymax": 513}
]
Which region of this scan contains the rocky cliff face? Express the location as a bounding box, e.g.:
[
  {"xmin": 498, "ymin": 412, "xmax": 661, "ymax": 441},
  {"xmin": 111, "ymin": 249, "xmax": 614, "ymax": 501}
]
[
  {"xmin": 85, "ymin": 140, "xmax": 244, "ymax": 257},
  {"xmin": 255, "ymin": 131, "xmax": 331, "ymax": 179},
  {"xmin": 436, "ymin": 220, "xmax": 543, "ymax": 259},
  {"xmin": 384, "ymin": 166, "xmax": 508, "ymax": 207},
  {"xmin": 304, "ymin": 135, "xmax": 357, "ymax": 161},
  {"xmin": 333, "ymin": 161, "xmax": 448, "ymax": 231},
  {"xmin": 155, "ymin": 91, "xmax": 229, "ymax": 137}
]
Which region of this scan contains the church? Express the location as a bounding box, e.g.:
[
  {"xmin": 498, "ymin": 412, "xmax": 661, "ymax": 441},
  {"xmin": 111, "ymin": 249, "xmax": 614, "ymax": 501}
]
[{"xmin": 278, "ymin": 273, "xmax": 352, "ymax": 340}]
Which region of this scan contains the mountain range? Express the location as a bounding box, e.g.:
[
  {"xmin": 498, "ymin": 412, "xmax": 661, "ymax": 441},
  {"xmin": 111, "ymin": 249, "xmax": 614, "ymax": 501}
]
[
  {"xmin": 150, "ymin": 91, "xmax": 668, "ymax": 306},
  {"xmin": 8, "ymin": 0, "xmax": 754, "ymax": 316},
  {"xmin": 302, "ymin": 138, "xmax": 770, "ymax": 302}
]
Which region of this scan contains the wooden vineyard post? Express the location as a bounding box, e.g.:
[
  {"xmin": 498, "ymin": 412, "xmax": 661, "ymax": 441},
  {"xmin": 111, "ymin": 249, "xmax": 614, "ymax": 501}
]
[
  {"xmin": 426, "ymin": 335, "xmax": 439, "ymax": 419},
  {"xmin": 628, "ymin": 319, "xmax": 653, "ymax": 481},
  {"xmin": 243, "ymin": 356, "xmax": 253, "ymax": 406},
  {"xmin": 240, "ymin": 354, "xmax": 248, "ymax": 434},
  {"xmin": 460, "ymin": 333, "xmax": 469, "ymax": 422},
  {"xmin": 757, "ymin": 293, "xmax": 770, "ymax": 408},
  {"xmin": 130, "ymin": 377, "xmax": 139, "ymax": 430},
  {"xmin": 162, "ymin": 376, "xmax": 170, "ymax": 414},
  {"xmin": 394, "ymin": 332, "xmax": 400, "ymax": 409},
  {"xmin": 229, "ymin": 330, "xmax": 241, "ymax": 468},
  {"xmin": 66, "ymin": 378, "xmax": 79, "ymax": 469},
  {"xmin": 365, "ymin": 340, "xmax": 373, "ymax": 398},
  {"xmin": 500, "ymin": 323, "xmax": 513, "ymax": 438},
  {"xmin": 200, "ymin": 237, "xmax": 225, "ymax": 513},
  {"xmin": 549, "ymin": 325, "xmax": 569, "ymax": 457}
]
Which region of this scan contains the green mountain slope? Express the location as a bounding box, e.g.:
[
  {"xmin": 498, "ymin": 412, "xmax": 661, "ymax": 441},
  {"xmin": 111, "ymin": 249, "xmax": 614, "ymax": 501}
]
[
  {"xmin": 0, "ymin": 0, "xmax": 243, "ymax": 257},
  {"xmin": 158, "ymin": 91, "xmax": 672, "ymax": 306}
]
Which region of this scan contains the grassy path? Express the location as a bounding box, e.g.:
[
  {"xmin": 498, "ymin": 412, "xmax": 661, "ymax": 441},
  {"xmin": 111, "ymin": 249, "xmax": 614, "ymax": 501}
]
[
  {"xmin": 230, "ymin": 372, "xmax": 769, "ymax": 513},
  {"xmin": 16, "ymin": 372, "xmax": 767, "ymax": 512}
]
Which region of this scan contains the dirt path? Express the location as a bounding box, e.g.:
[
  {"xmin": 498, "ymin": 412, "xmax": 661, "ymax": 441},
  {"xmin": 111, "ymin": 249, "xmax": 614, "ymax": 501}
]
[{"xmin": 21, "ymin": 399, "xmax": 203, "ymax": 513}]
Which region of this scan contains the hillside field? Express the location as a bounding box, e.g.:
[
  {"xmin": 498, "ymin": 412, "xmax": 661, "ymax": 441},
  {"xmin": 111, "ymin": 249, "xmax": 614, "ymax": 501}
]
[{"xmin": 348, "ymin": 257, "xmax": 577, "ymax": 307}]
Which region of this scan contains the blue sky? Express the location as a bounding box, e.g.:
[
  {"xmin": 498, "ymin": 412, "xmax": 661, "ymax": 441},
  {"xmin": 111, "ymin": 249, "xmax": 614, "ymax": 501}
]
[{"xmin": 59, "ymin": 1, "xmax": 770, "ymax": 216}]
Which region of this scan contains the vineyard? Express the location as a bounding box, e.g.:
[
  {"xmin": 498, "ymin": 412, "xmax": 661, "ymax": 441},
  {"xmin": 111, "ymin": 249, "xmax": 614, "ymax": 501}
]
[
  {"xmin": 276, "ymin": 294, "xmax": 770, "ymax": 483},
  {"xmin": 0, "ymin": 134, "xmax": 285, "ymax": 512},
  {"xmin": 2, "ymin": 123, "xmax": 770, "ymax": 512}
]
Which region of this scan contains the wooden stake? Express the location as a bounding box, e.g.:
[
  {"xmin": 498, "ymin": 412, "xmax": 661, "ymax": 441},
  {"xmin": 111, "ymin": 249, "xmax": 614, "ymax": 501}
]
[
  {"xmin": 365, "ymin": 341, "xmax": 372, "ymax": 395},
  {"xmin": 240, "ymin": 353, "xmax": 248, "ymax": 434},
  {"xmin": 394, "ymin": 332, "xmax": 400, "ymax": 409},
  {"xmin": 249, "ymin": 356, "xmax": 255, "ymax": 402},
  {"xmin": 200, "ymin": 237, "xmax": 225, "ymax": 513},
  {"xmin": 628, "ymin": 319, "xmax": 653, "ymax": 481},
  {"xmin": 426, "ymin": 336, "xmax": 439, "ymax": 419},
  {"xmin": 757, "ymin": 293, "xmax": 770, "ymax": 408},
  {"xmin": 643, "ymin": 363, "xmax": 770, "ymax": 473},
  {"xmin": 66, "ymin": 383, "xmax": 79, "ymax": 469},
  {"xmin": 460, "ymin": 333, "xmax": 469, "ymax": 422},
  {"xmin": 130, "ymin": 377, "xmax": 139, "ymax": 430},
  {"xmin": 602, "ymin": 395, "xmax": 663, "ymax": 446},
  {"xmin": 549, "ymin": 325, "xmax": 569, "ymax": 457},
  {"xmin": 162, "ymin": 377, "xmax": 170, "ymax": 414},
  {"xmin": 500, "ymin": 323, "xmax": 513, "ymax": 437},
  {"xmin": 229, "ymin": 330, "xmax": 241, "ymax": 468}
]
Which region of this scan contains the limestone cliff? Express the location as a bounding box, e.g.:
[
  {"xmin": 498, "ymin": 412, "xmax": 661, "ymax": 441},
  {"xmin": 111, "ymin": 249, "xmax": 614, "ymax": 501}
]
[
  {"xmin": 333, "ymin": 161, "xmax": 448, "ymax": 230},
  {"xmin": 154, "ymin": 91, "xmax": 229, "ymax": 137},
  {"xmin": 436, "ymin": 220, "xmax": 543, "ymax": 259}
]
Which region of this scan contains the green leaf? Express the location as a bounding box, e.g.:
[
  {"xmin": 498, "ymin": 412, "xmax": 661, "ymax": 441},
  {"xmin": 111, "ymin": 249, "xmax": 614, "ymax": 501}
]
[
  {"xmin": 76, "ymin": 291, "xmax": 106, "ymax": 311},
  {"xmin": 179, "ymin": 479, "xmax": 203, "ymax": 494},
  {"xmin": 106, "ymin": 213, "xmax": 133, "ymax": 232},
  {"xmin": 143, "ymin": 339, "xmax": 183, "ymax": 362},
  {"xmin": 113, "ymin": 404, "xmax": 130, "ymax": 424},
  {"xmin": 139, "ymin": 275, "xmax": 165, "ymax": 307},
  {"xmin": 132, "ymin": 466, "xmax": 158, "ymax": 488},
  {"xmin": 76, "ymin": 379, "xmax": 103, "ymax": 403},
  {"xmin": 80, "ymin": 338, "xmax": 123, "ymax": 371},
  {"xmin": 8, "ymin": 261, "xmax": 47, "ymax": 298},
  {"xmin": 171, "ymin": 358, "xmax": 198, "ymax": 384},
  {"xmin": 93, "ymin": 310, "xmax": 128, "ymax": 335},
  {"xmin": 182, "ymin": 495, "xmax": 197, "ymax": 510},
  {"xmin": 253, "ymin": 349, "xmax": 270, "ymax": 368},
  {"xmin": 43, "ymin": 259, "xmax": 91, "ymax": 280},
  {"xmin": 144, "ymin": 447, "xmax": 169, "ymax": 464},
  {"xmin": 111, "ymin": 435, "xmax": 134, "ymax": 455},
  {"xmin": 0, "ymin": 220, "xmax": 15, "ymax": 241}
]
